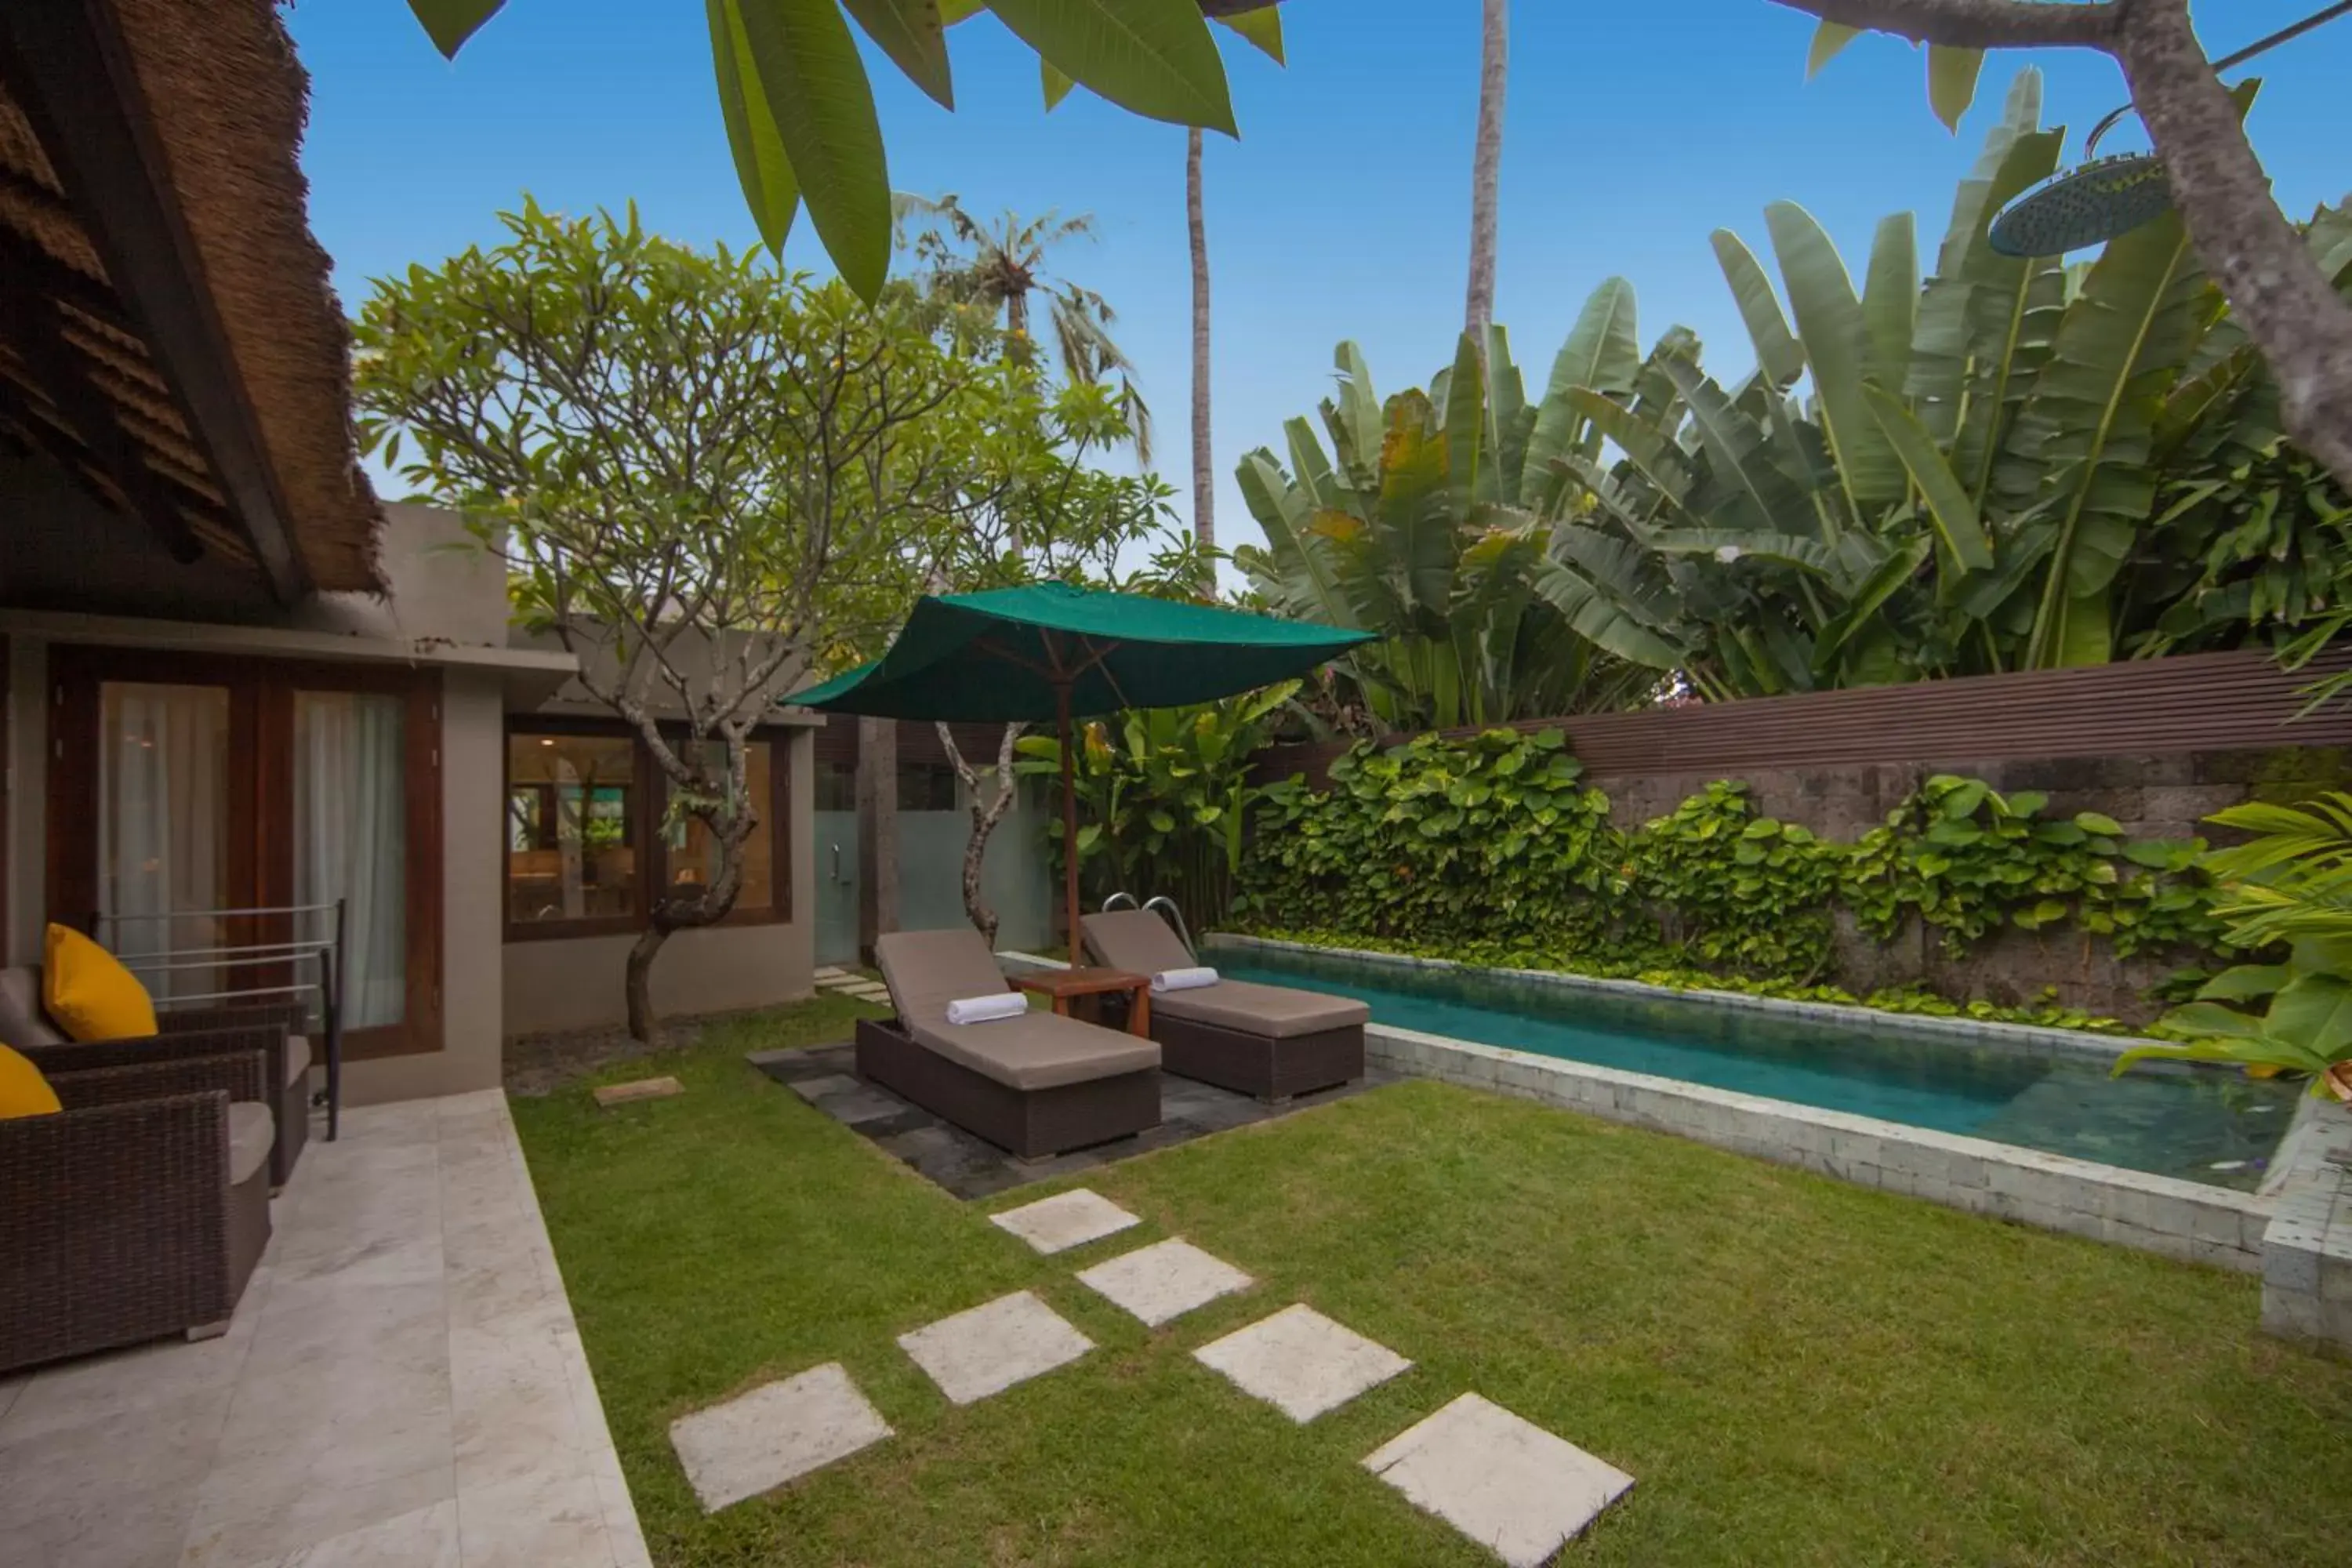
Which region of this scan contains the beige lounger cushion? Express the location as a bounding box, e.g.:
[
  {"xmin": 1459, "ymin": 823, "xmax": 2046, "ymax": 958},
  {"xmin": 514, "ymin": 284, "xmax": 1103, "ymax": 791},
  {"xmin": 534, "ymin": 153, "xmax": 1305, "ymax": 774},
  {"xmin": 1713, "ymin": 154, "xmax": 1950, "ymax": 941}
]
[
  {"xmin": 1081, "ymin": 911, "xmax": 1368, "ymax": 1040},
  {"xmin": 876, "ymin": 929, "xmax": 1160, "ymax": 1091},
  {"xmin": 912, "ymin": 1012, "xmax": 1160, "ymax": 1091},
  {"xmin": 227, "ymin": 1100, "xmax": 275, "ymax": 1187},
  {"xmin": 1080, "ymin": 909, "xmax": 1195, "ymax": 976},
  {"xmin": 1150, "ymin": 978, "xmax": 1369, "ymax": 1040}
]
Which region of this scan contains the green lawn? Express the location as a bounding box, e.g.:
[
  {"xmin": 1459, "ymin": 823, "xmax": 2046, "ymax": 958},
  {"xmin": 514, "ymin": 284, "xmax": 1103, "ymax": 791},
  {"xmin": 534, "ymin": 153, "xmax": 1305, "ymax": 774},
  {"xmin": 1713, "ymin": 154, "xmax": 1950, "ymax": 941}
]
[{"xmin": 510, "ymin": 997, "xmax": 2352, "ymax": 1566}]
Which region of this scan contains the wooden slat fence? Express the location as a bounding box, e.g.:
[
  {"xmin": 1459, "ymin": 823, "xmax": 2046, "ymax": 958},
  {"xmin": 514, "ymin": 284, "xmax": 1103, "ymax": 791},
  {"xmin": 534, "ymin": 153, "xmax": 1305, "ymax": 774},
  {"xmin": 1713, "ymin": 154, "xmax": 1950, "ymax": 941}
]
[{"xmin": 1255, "ymin": 648, "xmax": 2352, "ymax": 787}]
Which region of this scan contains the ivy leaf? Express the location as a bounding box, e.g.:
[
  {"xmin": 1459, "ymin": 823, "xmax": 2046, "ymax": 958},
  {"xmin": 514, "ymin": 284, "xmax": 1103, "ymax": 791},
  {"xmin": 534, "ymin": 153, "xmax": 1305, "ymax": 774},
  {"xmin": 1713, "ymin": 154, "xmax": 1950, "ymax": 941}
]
[{"xmin": 2074, "ymin": 811, "xmax": 2125, "ymax": 836}]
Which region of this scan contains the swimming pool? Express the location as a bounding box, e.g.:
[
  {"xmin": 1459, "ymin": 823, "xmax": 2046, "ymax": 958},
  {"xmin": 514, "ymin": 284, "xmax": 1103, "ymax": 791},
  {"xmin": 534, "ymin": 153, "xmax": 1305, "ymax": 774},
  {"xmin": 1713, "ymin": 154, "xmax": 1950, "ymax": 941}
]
[{"xmin": 1207, "ymin": 940, "xmax": 2295, "ymax": 1191}]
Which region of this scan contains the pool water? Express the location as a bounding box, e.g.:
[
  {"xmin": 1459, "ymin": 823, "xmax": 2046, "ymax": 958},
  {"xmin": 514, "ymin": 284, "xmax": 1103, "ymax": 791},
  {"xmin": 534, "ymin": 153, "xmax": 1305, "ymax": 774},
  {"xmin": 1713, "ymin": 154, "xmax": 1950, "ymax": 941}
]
[{"xmin": 1210, "ymin": 943, "xmax": 2296, "ymax": 1191}]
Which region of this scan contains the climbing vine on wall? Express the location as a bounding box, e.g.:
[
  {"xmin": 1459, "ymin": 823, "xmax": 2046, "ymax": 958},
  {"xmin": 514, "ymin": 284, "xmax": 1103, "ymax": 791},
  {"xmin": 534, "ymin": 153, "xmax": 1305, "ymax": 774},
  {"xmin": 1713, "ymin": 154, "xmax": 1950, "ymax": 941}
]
[{"xmin": 1234, "ymin": 731, "xmax": 2231, "ymax": 987}]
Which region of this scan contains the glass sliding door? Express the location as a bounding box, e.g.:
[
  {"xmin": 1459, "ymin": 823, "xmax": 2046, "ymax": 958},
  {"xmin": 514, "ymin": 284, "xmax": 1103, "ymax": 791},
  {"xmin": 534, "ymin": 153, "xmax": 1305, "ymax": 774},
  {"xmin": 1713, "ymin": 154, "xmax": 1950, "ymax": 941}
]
[
  {"xmin": 50, "ymin": 648, "xmax": 441, "ymax": 1060},
  {"xmin": 293, "ymin": 691, "xmax": 408, "ymax": 1029},
  {"xmin": 97, "ymin": 681, "xmax": 232, "ymax": 1003}
]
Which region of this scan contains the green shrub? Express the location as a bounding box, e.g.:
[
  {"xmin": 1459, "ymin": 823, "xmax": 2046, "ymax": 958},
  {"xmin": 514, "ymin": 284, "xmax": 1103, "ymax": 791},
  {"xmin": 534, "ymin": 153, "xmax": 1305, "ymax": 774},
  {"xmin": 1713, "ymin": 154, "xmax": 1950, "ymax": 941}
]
[{"xmin": 1236, "ymin": 729, "xmax": 2231, "ymax": 1002}]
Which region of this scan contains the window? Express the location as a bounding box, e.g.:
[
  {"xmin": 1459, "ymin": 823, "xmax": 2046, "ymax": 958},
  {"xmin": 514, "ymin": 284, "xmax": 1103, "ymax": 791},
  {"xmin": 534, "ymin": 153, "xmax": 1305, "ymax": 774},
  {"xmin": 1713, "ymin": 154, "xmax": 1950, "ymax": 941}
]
[
  {"xmin": 504, "ymin": 724, "xmax": 790, "ymax": 938},
  {"xmin": 506, "ymin": 734, "xmax": 637, "ymax": 929},
  {"xmin": 668, "ymin": 740, "xmax": 775, "ymax": 912},
  {"xmin": 898, "ymin": 761, "xmax": 959, "ymax": 812},
  {"xmin": 815, "ymin": 760, "xmax": 856, "ymax": 812}
]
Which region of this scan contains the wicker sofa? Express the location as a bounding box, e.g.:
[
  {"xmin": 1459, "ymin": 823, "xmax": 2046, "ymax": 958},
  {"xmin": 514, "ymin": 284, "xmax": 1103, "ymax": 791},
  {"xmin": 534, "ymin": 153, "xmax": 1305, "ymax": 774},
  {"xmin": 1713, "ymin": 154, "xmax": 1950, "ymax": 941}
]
[
  {"xmin": 1, "ymin": 1044, "xmax": 275, "ymax": 1374},
  {"xmin": 0, "ymin": 967, "xmax": 309, "ymax": 1188}
]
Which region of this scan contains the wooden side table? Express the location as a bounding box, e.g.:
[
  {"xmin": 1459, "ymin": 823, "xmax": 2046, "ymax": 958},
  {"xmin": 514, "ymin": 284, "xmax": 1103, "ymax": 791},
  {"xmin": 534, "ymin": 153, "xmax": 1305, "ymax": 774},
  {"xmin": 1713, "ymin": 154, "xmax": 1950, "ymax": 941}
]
[{"xmin": 1011, "ymin": 967, "xmax": 1152, "ymax": 1038}]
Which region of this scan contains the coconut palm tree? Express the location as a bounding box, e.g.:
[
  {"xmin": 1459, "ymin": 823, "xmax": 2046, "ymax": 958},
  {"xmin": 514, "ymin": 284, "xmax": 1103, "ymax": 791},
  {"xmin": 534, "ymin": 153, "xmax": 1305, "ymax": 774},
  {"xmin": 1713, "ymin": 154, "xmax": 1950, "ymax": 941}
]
[
  {"xmin": 893, "ymin": 195, "xmax": 1152, "ymax": 462},
  {"xmin": 1465, "ymin": 0, "xmax": 1508, "ymax": 337},
  {"xmin": 1188, "ymin": 127, "xmax": 1214, "ymax": 550}
]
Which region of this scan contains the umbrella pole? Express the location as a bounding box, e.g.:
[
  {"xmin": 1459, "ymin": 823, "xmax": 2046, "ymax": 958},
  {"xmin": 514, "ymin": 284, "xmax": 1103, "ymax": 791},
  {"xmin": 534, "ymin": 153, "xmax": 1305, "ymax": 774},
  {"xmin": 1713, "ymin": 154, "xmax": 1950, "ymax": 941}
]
[{"xmin": 1057, "ymin": 682, "xmax": 1081, "ymax": 964}]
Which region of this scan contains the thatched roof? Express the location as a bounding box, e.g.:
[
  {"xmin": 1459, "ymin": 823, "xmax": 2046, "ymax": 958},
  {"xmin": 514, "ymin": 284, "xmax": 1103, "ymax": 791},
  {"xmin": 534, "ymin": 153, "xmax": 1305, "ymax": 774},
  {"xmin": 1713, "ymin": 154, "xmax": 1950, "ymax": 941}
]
[{"xmin": 0, "ymin": 0, "xmax": 382, "ymax": 596}]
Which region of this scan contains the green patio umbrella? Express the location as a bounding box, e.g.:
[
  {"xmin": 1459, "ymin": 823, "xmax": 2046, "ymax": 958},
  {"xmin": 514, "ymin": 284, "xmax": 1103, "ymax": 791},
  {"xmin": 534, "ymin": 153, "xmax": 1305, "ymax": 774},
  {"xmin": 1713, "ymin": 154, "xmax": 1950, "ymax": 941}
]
[{"xmin": 782, "ymin": 582, "xmax": 1374, "ymax": 960}]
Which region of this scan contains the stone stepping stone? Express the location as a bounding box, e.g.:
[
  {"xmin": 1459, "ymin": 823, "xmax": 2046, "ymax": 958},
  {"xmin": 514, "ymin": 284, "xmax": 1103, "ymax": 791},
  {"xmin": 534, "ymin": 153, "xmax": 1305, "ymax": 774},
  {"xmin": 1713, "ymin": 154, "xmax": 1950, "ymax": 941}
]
[
  {"xmin": 1363, "ymin": 1393, "xmax": 1634, "ymax": 1567},
  {"xmin": 593, "ymin": 1075, "xmax": 683, "ymax": 1107},
  {"xmin": 1192, "ymin": 1304, "xmax": 1411, "ymax": 1423},
  {"xmin": 789, "ymin": 1073, "xmax": 862, "ymax": 1103},
  {"xmin": 669, "ymin": 1363, "xmax": 891, "ymax": 1512},
  {"xmin": 1076, "ymin": 1239, "xmax": 1253, "ymax": 1327},
  {"xmin": 812, "ymin": 966, "xmax": 851, "ymax": 981},
  {"xmin": 989, "ymin": 1189, "xmax": 1140, "ymax": 1254},
  {"xmin": 898, "ymin": 1290, "xmax": 1094, "ymax": 1406}
]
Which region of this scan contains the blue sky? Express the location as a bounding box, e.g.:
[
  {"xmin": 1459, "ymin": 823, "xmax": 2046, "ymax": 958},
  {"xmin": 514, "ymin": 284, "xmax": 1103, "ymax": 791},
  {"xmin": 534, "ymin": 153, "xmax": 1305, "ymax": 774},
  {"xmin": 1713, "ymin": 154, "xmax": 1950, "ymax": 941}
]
[{"xmin": 289, "ymin": 2, "xmax": 2352, "ymax": 568}]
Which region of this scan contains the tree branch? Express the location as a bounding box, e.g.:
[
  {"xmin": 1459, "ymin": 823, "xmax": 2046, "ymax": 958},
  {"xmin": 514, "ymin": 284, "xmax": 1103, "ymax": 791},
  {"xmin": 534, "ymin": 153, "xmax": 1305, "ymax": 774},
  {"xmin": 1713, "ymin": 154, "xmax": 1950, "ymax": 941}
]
[
  {"xmin": 2113, "ymin": 0, "xmax": 2352, "ymax": 486},
  {"xmin": 1766, "ymin": 0, "xmax": 2120, "ymax": 49}
]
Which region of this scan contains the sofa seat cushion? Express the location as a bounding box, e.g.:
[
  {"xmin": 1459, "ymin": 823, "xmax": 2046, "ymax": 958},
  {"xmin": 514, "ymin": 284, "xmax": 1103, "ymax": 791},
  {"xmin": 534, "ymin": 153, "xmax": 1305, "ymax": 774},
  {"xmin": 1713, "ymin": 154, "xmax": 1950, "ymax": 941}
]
[
  {"xmin": 911, "ymin": 1011, "xmax": 1160, "ymax": 1091},
  {"xmin": 227, "ymin": 1101, "xmax": 276, "ymax": 1187},
  {"xmin": 1152, "ymin": 979, "xmax": 1371, "ymax": 1040},
  {"xmin": 285, "ymin": 1033, "xmax": 312, "ymax": 1087},
  {"xmin": 0, "ymin": 965, "xmax": 65, "ymax": 1047}
]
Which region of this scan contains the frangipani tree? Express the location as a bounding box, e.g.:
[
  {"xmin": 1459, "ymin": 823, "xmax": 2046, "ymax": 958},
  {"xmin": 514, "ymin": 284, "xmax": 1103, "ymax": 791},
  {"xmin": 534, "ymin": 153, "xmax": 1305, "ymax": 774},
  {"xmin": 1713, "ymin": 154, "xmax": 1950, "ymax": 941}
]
[{"xmin": 354, "ymin": 201, "xmax": 1017, "ymax": 1040}]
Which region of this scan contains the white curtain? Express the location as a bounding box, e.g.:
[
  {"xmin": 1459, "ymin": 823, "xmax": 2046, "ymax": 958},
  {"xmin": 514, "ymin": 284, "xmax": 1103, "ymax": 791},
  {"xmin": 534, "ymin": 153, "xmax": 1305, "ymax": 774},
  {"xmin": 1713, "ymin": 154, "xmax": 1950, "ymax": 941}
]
[
  {"xmin": 100, "ymin": 683, "xmax": 229, "ymax": 1003},
  {"xmin": 295, "ymin": 693, "xmax": 408, "ymax": 1029}
]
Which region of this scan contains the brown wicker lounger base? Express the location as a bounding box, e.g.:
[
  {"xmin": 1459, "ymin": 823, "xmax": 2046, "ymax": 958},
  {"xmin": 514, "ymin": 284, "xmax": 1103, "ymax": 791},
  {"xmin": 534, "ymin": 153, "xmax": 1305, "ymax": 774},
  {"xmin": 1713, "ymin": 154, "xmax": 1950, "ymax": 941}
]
[
  {"xmin": 1152, "ymin": 1014, "xmax": 1364, "ymax": 1102},
  {"xmin": 855, "ymin": 1018, "xmax": 1162, "ymax": 1160}
]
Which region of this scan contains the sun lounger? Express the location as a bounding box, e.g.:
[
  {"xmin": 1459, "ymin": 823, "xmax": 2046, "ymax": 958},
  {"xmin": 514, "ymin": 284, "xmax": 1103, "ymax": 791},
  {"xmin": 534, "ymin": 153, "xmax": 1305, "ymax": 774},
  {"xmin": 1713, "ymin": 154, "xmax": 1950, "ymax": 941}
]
[
  {"xmin": 860, "ymin": 930, "xmax": 1162, "ymax": 1159},
  {"xmin": 1080, "ymin": 911, "xmax": 1367, "ymax": 1102}
]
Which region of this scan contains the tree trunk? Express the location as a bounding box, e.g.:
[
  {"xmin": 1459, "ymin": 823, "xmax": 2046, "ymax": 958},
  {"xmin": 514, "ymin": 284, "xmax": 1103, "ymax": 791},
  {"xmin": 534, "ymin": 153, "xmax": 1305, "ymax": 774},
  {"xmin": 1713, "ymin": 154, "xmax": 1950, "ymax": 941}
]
[
  {"xmin": 938, "ymin": 721, "xmax": 1024, "ymax": 949},
  {"xmin": 855, "ymin": 716, "xmax": 898, "ymax": 964},
  {"xmin": 1464, "ymin": 0, "xmax": 1508, "ymax": 338},
  {"xmin": 1188, "ymin": 126, "xmax": 1215, "ymax": 551},
  {"xmin": 623, "ymin": 923, "xmax": 668, "ymax": 1046}
]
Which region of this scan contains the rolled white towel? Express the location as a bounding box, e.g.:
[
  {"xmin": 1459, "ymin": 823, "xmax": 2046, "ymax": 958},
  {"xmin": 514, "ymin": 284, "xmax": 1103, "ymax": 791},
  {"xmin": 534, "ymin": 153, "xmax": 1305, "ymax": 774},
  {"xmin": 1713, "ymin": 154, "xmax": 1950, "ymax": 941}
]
[
  {"xmin": 1151, "ymin": 966, "xmax": 1221, "ymax": 994},
  {"xmin": 944, "ymin": 992, "xmax": 1027, "ymax": 1026}
]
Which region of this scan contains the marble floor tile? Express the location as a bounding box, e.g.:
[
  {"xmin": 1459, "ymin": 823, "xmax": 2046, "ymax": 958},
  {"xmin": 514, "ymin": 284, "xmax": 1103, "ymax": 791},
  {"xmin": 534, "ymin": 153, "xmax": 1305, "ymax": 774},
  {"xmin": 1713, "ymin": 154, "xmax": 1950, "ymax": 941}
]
[
  {"xmin": 987, "ymin": 1189, "xmax": 1142, "ymax": 1254},
  {"xmin": 898, "ymin": 1290, "xmax": 1094, "ymax": 1406},
  {"xmin": 1192, "ymin": 1304, "xmax": 1413, "ymax": 1423},
  {"xmin": 456, "ymin": 1464, "xmax": 618, "ymax": 1568},
  {"xmin": 1076, "ymin": 1238, "xmax": 1254, "ymax": 1327},
  {"xmin": 8, "ymin": 1091, "xmax": 645, "ymax": 1568},
  {"xmin": 180, "ymin": 1457, "xmax": 456, "ymax": 1567},
  {"xmin": 260, "ymin": 1497, "xmax": 460, "ymax": 1568},
  {"xmin": 1363, "ymin": 1393, "xmax": 1634, "ymax": 1568}
]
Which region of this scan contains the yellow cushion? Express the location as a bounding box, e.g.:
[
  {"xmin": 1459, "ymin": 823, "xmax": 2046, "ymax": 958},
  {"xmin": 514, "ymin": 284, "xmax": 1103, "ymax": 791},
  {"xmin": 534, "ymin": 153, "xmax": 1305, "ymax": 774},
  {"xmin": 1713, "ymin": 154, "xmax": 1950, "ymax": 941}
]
[
  {"xmin": 43, "ymin": 924, "xmax": 158, "ymax": 1042},
  {"xmin": 0, "ymin": 1043, "xmax": 61, "ymax": 1119}
]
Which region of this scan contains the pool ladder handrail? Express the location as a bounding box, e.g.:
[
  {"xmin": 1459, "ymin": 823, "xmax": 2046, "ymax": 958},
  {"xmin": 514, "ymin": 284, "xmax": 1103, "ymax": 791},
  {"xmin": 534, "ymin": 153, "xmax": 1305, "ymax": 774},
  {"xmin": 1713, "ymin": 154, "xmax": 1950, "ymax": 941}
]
[{"xmin": 1098, "ymin": 891, "xmax": 1197, "ymax": 962}]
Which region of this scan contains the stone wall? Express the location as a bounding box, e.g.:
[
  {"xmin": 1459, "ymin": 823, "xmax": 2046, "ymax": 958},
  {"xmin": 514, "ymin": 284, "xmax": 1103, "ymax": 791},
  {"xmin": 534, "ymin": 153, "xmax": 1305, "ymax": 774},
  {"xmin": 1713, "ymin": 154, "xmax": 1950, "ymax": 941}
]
[{"xmin": 1599, "ymin": 746, "xmax": 2350, "ymax": 1024}]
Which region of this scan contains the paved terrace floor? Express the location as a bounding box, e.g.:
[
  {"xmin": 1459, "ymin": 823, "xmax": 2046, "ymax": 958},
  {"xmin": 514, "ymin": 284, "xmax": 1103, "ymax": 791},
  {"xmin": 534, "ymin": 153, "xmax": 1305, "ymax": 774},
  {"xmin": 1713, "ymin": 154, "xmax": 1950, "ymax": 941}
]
[{"xmin": 0, "ymin": 1091, "xmax": 648, "ymax": 1567}]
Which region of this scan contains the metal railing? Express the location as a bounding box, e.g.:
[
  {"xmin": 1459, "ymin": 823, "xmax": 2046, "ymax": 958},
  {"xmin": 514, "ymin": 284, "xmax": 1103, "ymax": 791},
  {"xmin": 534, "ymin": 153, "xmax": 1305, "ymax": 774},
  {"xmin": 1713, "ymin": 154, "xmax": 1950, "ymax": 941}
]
[{"xmin": 95, "ymin": 899, "xmax": 346, "ymax": 1140}]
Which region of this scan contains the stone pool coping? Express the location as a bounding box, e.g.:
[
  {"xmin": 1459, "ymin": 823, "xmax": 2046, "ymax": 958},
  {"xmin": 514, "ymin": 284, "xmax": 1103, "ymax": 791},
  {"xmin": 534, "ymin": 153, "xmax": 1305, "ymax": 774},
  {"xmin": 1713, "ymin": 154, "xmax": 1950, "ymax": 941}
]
[{"xmin": 1201, "ymin": 934, "xmax": 2272, "ymax": 1278}]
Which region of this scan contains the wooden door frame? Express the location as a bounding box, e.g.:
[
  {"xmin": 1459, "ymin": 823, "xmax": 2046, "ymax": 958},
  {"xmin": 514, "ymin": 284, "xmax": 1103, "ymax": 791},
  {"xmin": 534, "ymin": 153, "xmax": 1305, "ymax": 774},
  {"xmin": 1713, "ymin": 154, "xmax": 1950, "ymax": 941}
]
[{"xmin": 45, "ymin": 645, "xmax": 445, "ymax": 1061}]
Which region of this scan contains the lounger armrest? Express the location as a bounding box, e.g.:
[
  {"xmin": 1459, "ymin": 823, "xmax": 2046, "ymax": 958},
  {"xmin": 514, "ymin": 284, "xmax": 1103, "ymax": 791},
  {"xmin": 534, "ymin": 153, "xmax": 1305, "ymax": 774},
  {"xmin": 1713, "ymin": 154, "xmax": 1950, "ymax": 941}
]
[
  {"xmin": 20, "ymin": 1024, "xmax": 285, "ymax": 1080},
  {"xmin": 50, "ymin": 1051, "xmax": 270, "ymax": 1109},
  {"xmin": 0, "ymin": 1093, "xmax": 234, "ymax": 1325},
  {"xmin": 161, "ymin": 1001, "xmax": 310, "ymax": 1038}
]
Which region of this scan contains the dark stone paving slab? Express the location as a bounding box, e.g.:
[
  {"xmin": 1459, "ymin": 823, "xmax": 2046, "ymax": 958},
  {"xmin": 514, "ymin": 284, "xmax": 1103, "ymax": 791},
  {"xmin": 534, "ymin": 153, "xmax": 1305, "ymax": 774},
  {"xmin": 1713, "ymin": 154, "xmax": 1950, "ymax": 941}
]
[{"xmin": 749, "ymin": 1043, "xmax": 1396, "ymax": 1200}]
